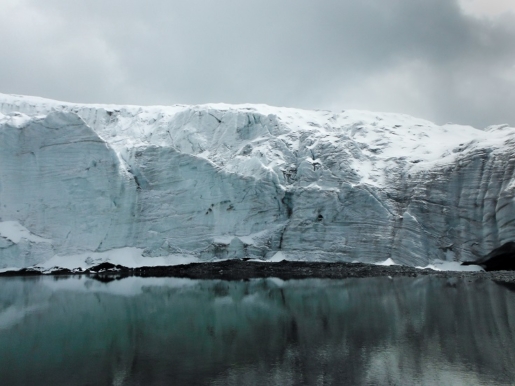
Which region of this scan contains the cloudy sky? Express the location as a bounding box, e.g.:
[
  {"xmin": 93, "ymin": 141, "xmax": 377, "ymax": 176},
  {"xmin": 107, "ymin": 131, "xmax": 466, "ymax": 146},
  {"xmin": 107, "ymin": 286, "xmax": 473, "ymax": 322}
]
[{"xmin": 1, "ymin": 0, "xmax": 514, "ymax": 127}]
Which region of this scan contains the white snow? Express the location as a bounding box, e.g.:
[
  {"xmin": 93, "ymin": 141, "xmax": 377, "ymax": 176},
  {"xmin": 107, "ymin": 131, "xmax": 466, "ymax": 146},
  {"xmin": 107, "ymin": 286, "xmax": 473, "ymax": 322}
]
[
  {"xmin": 0, "ymin": 221, "xmax": 51, "ymax": 244},
  {"xmin": 416, "ymin": 261, "xmax": 484, "ymax": 272},
  {"xmin": 37, "ymin": 247, "xmax": 201, "ymax": 271},
  {"xmin": 375, "ymin": 258, "xmax": 397, "ymax": 266},
  {"xmin": 268, "ymin": 251, "xmax": 287, "ymax": 262},
  {"xmin": 2, "ymin": 93, "xmax": 513, "ymax": 190}
]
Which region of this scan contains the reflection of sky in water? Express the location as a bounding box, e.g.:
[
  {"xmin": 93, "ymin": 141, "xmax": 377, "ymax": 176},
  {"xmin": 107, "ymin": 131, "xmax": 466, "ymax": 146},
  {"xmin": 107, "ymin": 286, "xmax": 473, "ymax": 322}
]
[{"xmin": 0, "ymin": 276, "xmax": 514, "ymax": 385}]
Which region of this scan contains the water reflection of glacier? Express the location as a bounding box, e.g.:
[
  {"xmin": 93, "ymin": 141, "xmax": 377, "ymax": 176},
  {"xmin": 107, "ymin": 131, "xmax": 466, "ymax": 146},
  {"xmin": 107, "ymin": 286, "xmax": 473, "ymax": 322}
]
[{"xmin": 0, "ymin": 276, "xmax": 514, "ymax": 385}]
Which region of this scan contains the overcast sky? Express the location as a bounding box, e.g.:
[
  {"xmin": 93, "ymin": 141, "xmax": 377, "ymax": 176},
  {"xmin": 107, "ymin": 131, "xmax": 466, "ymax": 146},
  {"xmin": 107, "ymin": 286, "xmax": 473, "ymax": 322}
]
[{"xmin": 1, "ymin": 0, "xmax": 514, "ymax": 127}]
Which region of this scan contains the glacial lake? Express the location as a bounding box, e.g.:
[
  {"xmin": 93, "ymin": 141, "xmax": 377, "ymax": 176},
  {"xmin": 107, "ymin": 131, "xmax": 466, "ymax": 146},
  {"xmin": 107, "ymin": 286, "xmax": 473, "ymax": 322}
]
[{"xmin": 0, "ymin": 275, "xmax": 514, "ymax": 386}]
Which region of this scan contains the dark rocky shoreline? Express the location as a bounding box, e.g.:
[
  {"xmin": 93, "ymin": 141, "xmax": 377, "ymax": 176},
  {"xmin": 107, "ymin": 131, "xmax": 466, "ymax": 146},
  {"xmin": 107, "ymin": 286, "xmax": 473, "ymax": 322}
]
[{"xmin": 2, "ymin": 260, "xmax": 515, "ymax": 284}]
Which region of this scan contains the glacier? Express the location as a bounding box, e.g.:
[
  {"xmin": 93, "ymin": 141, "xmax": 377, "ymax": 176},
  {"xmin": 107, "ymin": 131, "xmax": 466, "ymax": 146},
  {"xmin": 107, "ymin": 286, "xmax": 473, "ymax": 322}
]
[{"xmin": 0, "ymin": 93, "xmax": 514, "ymax": 270}]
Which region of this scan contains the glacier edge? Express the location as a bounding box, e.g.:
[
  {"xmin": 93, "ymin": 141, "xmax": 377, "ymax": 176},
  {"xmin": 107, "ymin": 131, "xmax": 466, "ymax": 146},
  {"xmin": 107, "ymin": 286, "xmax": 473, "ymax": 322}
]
[{"xmin": 0, "ymin": 93, "xmax": 514, "ymax": 269}]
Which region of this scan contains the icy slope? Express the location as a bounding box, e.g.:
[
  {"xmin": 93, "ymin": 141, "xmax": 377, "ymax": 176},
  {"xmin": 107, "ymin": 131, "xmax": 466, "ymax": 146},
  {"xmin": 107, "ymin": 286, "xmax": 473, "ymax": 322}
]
[{"xmin": 0, "ymin": 93, "xmax": 514, "ymax": 269}]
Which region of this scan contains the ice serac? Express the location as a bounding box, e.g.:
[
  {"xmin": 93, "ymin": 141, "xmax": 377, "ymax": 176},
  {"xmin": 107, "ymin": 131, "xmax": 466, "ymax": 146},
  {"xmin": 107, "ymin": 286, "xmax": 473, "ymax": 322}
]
[
  {"xmin": 0, "ymin": 110, "xmax": 136, "ymax": 268},
  {"xmin": 0, "ymin": 93, "xmax": 514, "ymax": 269}
]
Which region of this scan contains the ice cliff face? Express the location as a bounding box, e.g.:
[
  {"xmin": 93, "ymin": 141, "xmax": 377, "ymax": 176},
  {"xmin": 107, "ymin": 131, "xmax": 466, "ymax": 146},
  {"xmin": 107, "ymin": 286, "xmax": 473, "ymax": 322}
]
[{"xmin": 0, "ymin": 94, "xmax": 514, "ymax": 269}]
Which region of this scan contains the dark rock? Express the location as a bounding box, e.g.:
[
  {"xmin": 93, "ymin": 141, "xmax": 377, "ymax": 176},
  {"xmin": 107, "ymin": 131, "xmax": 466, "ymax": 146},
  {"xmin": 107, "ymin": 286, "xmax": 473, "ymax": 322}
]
[{"xmin": 462, "ymin": 242, "xmax": 515, "ymax": 271}]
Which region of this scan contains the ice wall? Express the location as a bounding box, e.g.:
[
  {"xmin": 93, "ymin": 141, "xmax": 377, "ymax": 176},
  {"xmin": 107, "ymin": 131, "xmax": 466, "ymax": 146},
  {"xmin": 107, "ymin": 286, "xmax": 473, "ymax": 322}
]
[{"xmin": 0, "ymin": 94, "xmax": 514, "ymax": 269}]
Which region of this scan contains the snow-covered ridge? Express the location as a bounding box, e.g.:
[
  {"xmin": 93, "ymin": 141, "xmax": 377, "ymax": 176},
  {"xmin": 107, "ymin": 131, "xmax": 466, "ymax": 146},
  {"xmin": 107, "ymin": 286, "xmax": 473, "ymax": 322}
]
[
  {"xmin": 0, "ymin": 93, "xmax": 514, "ymax": 270},
  {"xmin": 2, "ymin": 93, "xmax": 511, "ymax": 188}
]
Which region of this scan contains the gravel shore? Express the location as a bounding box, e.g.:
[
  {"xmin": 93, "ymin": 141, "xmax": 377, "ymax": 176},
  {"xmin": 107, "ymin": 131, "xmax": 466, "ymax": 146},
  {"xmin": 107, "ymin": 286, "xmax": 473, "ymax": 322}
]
[{"xmin": 2, "ymin": 260, "xmax": 515, "ymax": 284}]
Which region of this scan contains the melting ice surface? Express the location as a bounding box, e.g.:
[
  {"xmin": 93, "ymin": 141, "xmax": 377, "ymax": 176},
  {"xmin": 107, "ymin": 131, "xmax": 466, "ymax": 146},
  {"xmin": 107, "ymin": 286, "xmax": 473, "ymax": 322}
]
[
  {"xmin": 2, "ymin": 93, "xmax": 515, "ymax": 269},
  {"xmin": 0, "ymin": 276, "xmax": 514, "ymax": 386}
]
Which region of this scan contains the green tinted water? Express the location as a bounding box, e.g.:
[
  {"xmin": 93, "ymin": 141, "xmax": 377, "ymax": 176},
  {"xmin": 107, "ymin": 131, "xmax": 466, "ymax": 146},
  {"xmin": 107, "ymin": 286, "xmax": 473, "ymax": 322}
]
[{"xmin": 0, "ymin": 276, "xmax": 514, "ymax": 385}]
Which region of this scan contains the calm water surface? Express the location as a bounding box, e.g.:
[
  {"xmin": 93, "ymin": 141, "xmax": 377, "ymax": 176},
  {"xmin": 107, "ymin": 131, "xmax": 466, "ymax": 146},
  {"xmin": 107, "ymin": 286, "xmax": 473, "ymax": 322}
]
[{"xmin": 0, "ymin": 275, "xmax": 514, "ymax": 385}]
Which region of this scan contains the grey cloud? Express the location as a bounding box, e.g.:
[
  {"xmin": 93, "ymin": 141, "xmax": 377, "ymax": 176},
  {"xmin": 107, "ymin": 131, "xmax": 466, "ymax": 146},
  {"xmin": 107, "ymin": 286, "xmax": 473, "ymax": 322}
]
[{"xmin": 1, "ymin": 0, "xmax": 514, "ymax": 127}]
